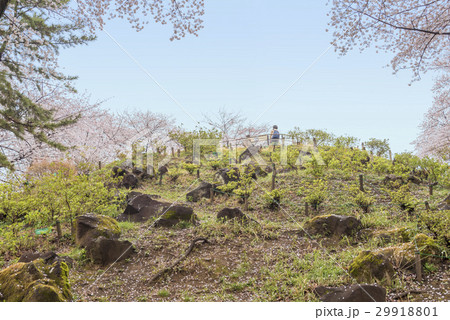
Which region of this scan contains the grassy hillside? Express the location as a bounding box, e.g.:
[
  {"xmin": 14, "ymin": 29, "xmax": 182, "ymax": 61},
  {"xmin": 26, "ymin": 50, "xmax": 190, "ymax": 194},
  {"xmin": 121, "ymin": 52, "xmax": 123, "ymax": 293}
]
[{"xmin": 0, "ymin": 144, "xmax": 449, "ymax": 301}]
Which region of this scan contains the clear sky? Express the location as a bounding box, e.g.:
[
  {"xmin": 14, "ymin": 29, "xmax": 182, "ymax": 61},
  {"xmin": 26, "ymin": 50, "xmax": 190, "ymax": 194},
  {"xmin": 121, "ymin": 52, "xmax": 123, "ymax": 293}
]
[{"xmin": 58, "ymin": 0, "xmax": 435, "ymax": 153}]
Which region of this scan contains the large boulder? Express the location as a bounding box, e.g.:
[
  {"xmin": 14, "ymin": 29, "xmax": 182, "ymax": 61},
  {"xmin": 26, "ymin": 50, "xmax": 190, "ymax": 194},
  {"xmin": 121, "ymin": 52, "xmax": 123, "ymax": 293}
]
[
  {"xmin": 85, "ymin": 236, "xmax": 135, "ymax": 266},
  {"xmin": 0, "ymin": 259, "xmax": 71, "ymax": 302},
  {"xmin": 215, "ymin": 168, "xmax": 240, "ymax": 185},
  {"xmin": 217, "ymin": 208, "xmax": 248, "ymax": 222},
  {"xmin": 186, "ymin": 181, "xmax": 214, "ymax": 202},
  {"xmin": 304, "ymin": 215, "xmax": 362, "ymax": 238},
  {"xmin": 75, "ymin": 213, "xmax": 121, "ymax": 247},
  {"xmin": 348, "ymin": 251, "xmax": 395, "ymax": 284},
  {"xmin": 314, "ymin": 284, "xmax": 386, "ymax": 302}
]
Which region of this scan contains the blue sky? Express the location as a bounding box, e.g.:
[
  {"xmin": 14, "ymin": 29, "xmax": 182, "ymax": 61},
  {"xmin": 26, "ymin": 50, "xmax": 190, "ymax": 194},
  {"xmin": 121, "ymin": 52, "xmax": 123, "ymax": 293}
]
[{"xmin": 59, "ymin": 0, "xmax": 434, "ymax": 153}]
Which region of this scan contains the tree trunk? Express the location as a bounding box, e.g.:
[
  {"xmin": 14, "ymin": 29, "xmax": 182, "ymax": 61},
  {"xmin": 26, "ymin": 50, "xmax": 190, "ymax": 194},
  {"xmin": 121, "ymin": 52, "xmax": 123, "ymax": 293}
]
[{"xmin": 0, "ymin": 0, "xmax": 10, "ymax": 19}]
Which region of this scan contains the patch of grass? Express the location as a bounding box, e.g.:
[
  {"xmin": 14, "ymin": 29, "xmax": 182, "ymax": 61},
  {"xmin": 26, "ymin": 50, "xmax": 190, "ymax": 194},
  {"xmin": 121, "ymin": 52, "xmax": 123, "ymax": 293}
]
[{"xmin": 157, "ymin": 289, "xmax": 170, "ymax": 298}]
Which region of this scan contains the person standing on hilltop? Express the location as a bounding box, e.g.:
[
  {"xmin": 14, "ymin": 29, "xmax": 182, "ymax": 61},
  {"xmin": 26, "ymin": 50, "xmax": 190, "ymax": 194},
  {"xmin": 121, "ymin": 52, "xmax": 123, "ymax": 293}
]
[{"xmin": 270, "ymin": 125, "xmax": 280, "ymax": 151}]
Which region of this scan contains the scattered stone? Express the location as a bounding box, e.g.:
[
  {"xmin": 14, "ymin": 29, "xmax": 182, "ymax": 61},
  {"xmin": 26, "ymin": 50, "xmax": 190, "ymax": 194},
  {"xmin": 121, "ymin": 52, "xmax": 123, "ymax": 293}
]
[
  {"xmin": 18, "ymin": 251, "xmax": 74, "ymax": 268},
  {"xmin": 121, "ymin": 173, "xmax": 139, "ymax": 189},
  {"xmin": 217, "ymin": 208, "xmax": 248, "ymax": 222},
  {"xmin": 314, "ymin": 284, "xmax": 386, "ymax": 302},
  {"xmin": 186, "ymin": 181, "xmax": 214, "ymax": 202},
  {"xmin": 348, "ymin": 251, "xmax": 395, "ymax": 284},
  {"xmin": 304, "ymin": 214, "xmax": 362, "ymax": 237},
  {"xmin": 0, "ymin": 259, "xmax": 72, "ymax": 302},
  {"xmin": 85, "ymin": 236, "xmax": 135, "ymax": 266},
  {"xmin": 75, "ymin": 213, "xmax": 121, "ymax": 247}
]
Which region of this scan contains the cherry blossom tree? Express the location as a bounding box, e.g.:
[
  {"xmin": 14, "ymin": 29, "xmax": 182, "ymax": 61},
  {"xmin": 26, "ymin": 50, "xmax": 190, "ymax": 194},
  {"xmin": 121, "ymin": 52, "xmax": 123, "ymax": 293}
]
[
  {"xmin": 327, "ymin": 0, "xmax": 450, "ymax": 158},
  {"xmin": 203, "ymin": 107, "xmax": 269, "ymax": 147}
]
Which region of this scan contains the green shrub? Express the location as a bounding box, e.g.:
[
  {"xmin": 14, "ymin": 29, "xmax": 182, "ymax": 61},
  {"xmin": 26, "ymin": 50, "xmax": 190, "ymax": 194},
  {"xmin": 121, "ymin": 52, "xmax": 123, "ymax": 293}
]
[
  {"xmin": 298, "ymin": 179, "xmax": 328, "ymax": 210},
  {"xmin": 263, "ymin": 189, "xmax": 284, "ymax": 209},
  {"xmin": 388, "ymin": 184, "xmax": 418, "ymax": 213},
  {"xmin": 419, "ymin": 210, "xmax": 450, "ymax": 248},
  {"xmin": 181, "ymin": 162, "xmax": 199, "ymax": 175}
]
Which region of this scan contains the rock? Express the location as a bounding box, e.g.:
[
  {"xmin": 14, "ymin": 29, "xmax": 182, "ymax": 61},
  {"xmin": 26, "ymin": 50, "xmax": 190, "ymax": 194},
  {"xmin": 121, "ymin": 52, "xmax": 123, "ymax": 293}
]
[
  {"xmin": 126, "ymin": 191, "xmax": 160, "ymax": 204},
  {"xmin": 112, "ymin": 166, "xmax": 128, "ymax": 178},
  {"xmin": 118, "ymin": 194, "xmax": 196, "ymax": 225},
  {"xmin": 369, "ymin": 227, "xmax": 414, "ymax": 243},
  {"xmin": 239, "ymin": 145, "xmax": 260, "ymax": 162},
  {"xmin": 217, "ymin": 208, "xmax": 248, "ymax": 222},
  {"xmin": 85, "ymin": 236, "xmax": 135, "ymax": 266},
  {"xmin": 376, "ymin": 234, "xmax": 442, "ymax": 270},
  {"xmin": 348, "ymin": 251, "xmax": 395, "ymax": 284},
  {"xmin": 0, "ymin": 259, "xmax": 71, "ymax": 302},
  {"xmin": 186, "ymin": 181, "xmax": 214, "ymax": 202},
  {"xmin": 121, "ymin": 173, "xmax": 139, "ymax": 189},
  {"xmin": 304, "ymin": 215, "xmax": 362, "ymax": 237},
  {"xmin": 407, "ymin": 175, "xmax": 422, "ymax": 185},
  {"xmin": 215, "ymin": 168, "xmax": 240, "ymax": 184},
  {"xmin": 158, "ymin": 165, "xmax": 169, "ymax": 175},
  {"xmin": 244, "ymin": 162, "xmax": 268, "ymax": 179},
  {"xmin": 75, "ymin": 213, "xmax": 121, "ymax": 247},
  {"xmin": 18, "ymin": 251, "xmax": 74, "ymax": 268},
  {"xmin": 154, "ymin": 206, "xmax": 197, "ymax": 227},
  {"xmin": 314, "ymin": 284, "xmax": 386, "ymax": 302}
]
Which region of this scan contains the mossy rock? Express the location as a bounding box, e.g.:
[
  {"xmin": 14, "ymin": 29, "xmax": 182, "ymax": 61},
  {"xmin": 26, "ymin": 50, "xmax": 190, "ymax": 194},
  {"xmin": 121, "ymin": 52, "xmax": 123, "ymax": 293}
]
[
  {"xmin": 155, "ymin": 205, "xmax": 197, "ymax": 227},
  {"xmin": 0, "ymin": 259, "xmax": 71, "ymax": 302},
  {"xmin": 377, "ymin": 233, "xmax": 443, "ymax": 270},
  {"xmin": 372, "ymin": 227, "xmax": 414, "ymax": 243},
  {"xmin": 304, "ymin": 214, "xmax": 362, "ymax": 237},
  {"xmin": 348, "ymin": 251, "xmax": 394, "ymax": 284},
  {"xmin": 75, "ymin": 213, "xmax": 121, "ymax": 247}
]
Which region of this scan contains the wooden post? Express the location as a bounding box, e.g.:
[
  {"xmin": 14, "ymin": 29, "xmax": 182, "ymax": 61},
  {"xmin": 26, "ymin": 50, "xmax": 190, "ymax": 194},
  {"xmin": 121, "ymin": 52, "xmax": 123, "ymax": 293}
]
[
  {"xmin": 196, "ymin": 169, "xmax": 200, "ymax": 179},
  {"xmin": 71, "ymin": 220, "xmax": 76, "ymax": 240},
  {"xmin": 361, "ymin": 142, "xmax": 365, "ymax": 150},
  {"xmin": 159, "ymin": 174, "xmax": 163, "ymax": 186},
  {"xmin": 389, "ymin": 150, "xmax": 392, "ymax": 162},
  {"xmin": 313, "ymin": 137, "xmax": 317, "ymax": 148},
  {"xmin": 424, "ymin": 201, "xmax": 430, "ymax": 211},
  {"xmin": 429, "ymin": 184, "xmax": 433, "ymax": 197},
  {"xmin": 271, "ymin": 163, "xmax": 276, "ymax": 191},
  {"xmin": 359, "ymin": 174, "xmax": 364, "ymax": 192},
  {"xmin": 56, "ymin": 220, "xmax": 62, "ymax": 239},
  {"xmin": 415, "ymin": 253, "xmax": 422, "ymax": 282},
  {"xmin": 98, "ymin": 161, "xmax": 102, "ymax": 170},
  {"xmin": 210, "ymin": 187, "xmax": 215, "ymax": 203},
  {"xmin": 177, "ymin": 149, "xmax": 180, "ymax": 157},
  {"xmin": 281, "ymin": 135, "xmax": 285, "ymax": 147},
  {"xmin": 244, "ymin": 196, "xmax": 249, "ymax": 211},
  {"xmin": 305, "ymin": 202, "xmax": 309, "ymax": 216},
  {"xmin": 171, "ymin": 147, "xmax": 174, "ymax": 157}
]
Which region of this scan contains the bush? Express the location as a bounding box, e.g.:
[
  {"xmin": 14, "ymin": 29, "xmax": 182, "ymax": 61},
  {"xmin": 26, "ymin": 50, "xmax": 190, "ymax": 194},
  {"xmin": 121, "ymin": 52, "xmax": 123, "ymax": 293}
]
[
  {"xmin": 388, "ymin": 184, "xmax": 418, "ymax": 213},
  {"xmin": 353, "ymin": 191, "xmax": 375, "ymax": 213},
  {"xmin": 181, "ymin": 162, "xmax": 199, "ymax": 175},
  {"xmin": 263, "ymin": 189, "xmax": 283, "ymax": 210},
  {"xmin": 419, "ymin": 210, "xmax": 450, "ymax": 248},
  {"xmin": 298, "ymin": 179, "xmax": 328, "ymax": 210}
]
